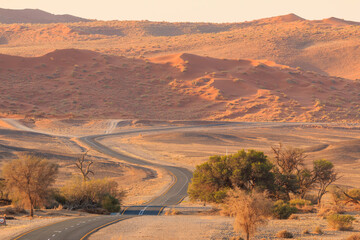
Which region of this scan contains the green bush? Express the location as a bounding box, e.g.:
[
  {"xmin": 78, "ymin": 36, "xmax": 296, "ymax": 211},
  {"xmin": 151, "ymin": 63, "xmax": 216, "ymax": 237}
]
[
  {"xmin": 101, "ymin": 194, "xmax": 120, "ymax": 212},
  {"xmin": 327, "ymin": 214, "xmax": 356, "ymax": 231},
  {"xmin": 347, "ymin": 189, "xmax": 360, "ymax": 199},
  {"xmin": 60, "ymin": 176, "xmax": 123, "ymax": 211},
  {"xmin": 289, "ymin": 198, "xmax": 312, "ymax": 208},
  {"xmin": 272, "ymin": 200, "xmax": 297, "ymax": 219}
]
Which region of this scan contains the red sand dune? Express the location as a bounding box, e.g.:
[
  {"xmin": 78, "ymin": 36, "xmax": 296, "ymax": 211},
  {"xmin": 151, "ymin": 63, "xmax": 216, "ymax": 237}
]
[
  {"xmin": 0, "ymin": 13, "xmax": 359, "ymax": 80},
  {"xmin": 0, "ymin": 49, "xmax": 360, "ymax": 122}
]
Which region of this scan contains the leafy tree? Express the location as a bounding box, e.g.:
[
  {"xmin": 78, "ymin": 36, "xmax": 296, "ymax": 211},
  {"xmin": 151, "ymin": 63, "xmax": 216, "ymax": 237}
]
[
  {"xmin": 2, "ymin": 154, "xmax": 58, "ymax": 217},
  {"xmin": 313, "ymin": 159, "xmax": 339, "ymax": 205},
  {"xmin": 223, "ymin": 188, "xmax": 272, "ymax": 240},
  {"xmin": 188, "ymin": 150, "xmax": 275, "ymax": 203}
]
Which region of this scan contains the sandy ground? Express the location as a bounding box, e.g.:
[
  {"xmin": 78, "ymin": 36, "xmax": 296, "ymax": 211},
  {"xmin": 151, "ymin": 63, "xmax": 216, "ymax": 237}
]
[
  {"xmin": 0, "ymin": 119, "xmax": 172, "ymax": 205},
  {"xmin": 89, "ymin": 212, "xmax": 360, "ymax": 240},
  {"xmin": 100, "ymin": 124, "xmax": 360, "ymax": 187},
  {"xmin": 89, "ymin": 215, "xmax": 235, "ymax": 240}
]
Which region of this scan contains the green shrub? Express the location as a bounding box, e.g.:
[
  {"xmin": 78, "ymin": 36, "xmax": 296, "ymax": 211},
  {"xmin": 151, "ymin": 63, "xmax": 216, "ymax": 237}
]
[
  {"xmin": 289, "ymin": 198, "xmax": 312, "ymax": 208},
  {"xmin": 101, "ymin": 194, "xmax": 120, "ymax": 212},
  {"xmin": 272, "ymin": 200, "xmax": 298, "ymax": 219},
  {"xmin": 347, "ymin": 189, "xmax": 360, "ymax": 199},
  {"xmin": 276, "ymin": 230, "xmax": 293, "ymax": 238},
  {"xmin": 60, "ymin": 176, "xmax": 123, "ymax": 211},
  {"xmin": 327, "ymin": 214, "xmax": 356, "ymax": 231}
]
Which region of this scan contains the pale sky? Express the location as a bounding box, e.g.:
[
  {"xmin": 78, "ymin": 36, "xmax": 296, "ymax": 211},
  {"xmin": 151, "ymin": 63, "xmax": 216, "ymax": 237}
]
[{"xmin": 1, "ymin": 0, "xmax": 360, "ymax": 23}]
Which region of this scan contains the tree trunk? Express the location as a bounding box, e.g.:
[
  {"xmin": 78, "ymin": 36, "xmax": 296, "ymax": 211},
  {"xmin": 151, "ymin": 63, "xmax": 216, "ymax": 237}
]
[
  {"xmin": 30, "ymin": 205, "xmax": 34, "ymax": 217},
  {"xmin": 247, "ymin": 233, "xmax": 250, "ymax": 240}
]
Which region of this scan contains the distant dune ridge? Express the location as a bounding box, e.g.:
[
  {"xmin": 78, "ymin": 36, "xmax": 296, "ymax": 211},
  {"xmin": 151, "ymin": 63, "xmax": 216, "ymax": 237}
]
[
  {"xmin": 0, "ymin": 8, "xmax": 90, "ymax": 24},
  {"xmin": 1, "ymin": 9, "xmax": 360, "ymax": 121},
  {"xmin": 0, "ymin": 49, "xmax": 360, "ymax": 122},
  {"xmin": 0, "ymin": 12, "xmax": 359, "ymax": 79}
]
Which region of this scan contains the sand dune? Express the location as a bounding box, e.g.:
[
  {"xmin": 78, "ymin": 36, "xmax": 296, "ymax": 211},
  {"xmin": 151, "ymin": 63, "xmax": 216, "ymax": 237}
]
[
  {"xmin": 0, "ymin": 13, "xmax": 360, "ymax": 79},
  {"xmin": 0, "ymin": 49, "xmax": 360, "ymax": 122}
]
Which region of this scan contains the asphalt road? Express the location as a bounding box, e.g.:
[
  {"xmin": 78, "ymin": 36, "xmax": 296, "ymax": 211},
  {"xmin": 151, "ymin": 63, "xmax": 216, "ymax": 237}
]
[
  {"xmin": 9, "ymin": 120, "xmax": 317, "ymax": 239},
  {"xmin": 12, "ymin": 124, "xmax": 214, "ymax": 240}
]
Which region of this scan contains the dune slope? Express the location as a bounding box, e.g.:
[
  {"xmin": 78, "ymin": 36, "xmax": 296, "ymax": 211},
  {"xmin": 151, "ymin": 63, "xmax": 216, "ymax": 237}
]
[{"xmin": 1, "ymin": 49, "xmax": 360, "ymax": 122}]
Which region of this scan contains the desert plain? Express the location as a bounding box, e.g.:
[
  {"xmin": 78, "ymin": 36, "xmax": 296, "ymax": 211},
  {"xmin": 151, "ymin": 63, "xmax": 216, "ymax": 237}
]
[{"xmin": 0, "ymin": 7, "xmax": 360, "ymax": 240}]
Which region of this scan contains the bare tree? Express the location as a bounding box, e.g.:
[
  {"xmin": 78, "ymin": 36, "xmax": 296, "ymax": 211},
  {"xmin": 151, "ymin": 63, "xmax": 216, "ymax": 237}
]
[
  {"xmin": 75, "ymin": 152, "xmax": 94, "ymax": 181},
  {"xmin": 223, "ymin": 188, "xmax": 272, "ymax": 240},
  {"xmin": 271, "ymin": 143, "xmax": 306, "ymax": 175},
  {"xmin": 2, "ymin": 154, "xmax": 58, "ymax": 217}
]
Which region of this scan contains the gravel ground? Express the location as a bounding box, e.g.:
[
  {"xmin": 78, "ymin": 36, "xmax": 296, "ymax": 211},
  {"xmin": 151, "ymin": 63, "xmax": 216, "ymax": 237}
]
[{"xmin": 88, "ymin": 212, "xmax": 360, "ymax": 240}]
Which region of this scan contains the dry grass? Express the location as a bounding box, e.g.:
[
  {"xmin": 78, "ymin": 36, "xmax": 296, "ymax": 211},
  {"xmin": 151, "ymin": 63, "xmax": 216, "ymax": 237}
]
[{"xmin": 275, "ymin": 230, "xmax": 294, "ymax": 238}]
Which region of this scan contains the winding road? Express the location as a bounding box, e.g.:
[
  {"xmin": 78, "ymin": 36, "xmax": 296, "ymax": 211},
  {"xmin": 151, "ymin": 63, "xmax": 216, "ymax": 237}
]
[
  {"xmin": 6, "ymin": 120, "xmax": 316, "ymax": 240},
  {"xmin": 8, "ymin": 121, "xmax": 231, "ymax": 240}
]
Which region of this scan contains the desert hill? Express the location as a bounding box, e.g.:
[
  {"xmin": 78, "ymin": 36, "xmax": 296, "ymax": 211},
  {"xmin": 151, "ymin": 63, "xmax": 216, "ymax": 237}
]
[
  {"xmin": 0, "ymin": 8, "xmax": 90, "ymax": 24},
  {"xmin": 1, "ymin": 49, "xmax": 360, "ymax": 122},
  {"xmin": 0, "ymin": 13, "xmax": 359, "ymax": 80}
]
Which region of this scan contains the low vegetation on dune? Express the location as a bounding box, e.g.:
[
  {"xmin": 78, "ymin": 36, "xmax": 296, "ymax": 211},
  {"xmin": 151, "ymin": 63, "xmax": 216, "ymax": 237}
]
[{"xmin": 0, "ymin": 49, "xmax": 360, "ymax": 122}]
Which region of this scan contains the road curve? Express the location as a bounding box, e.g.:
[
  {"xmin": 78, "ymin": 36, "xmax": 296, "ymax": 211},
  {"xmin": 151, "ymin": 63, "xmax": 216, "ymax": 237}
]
[
  {"xmin": 13, "ymin": 123, "xmax": 229, "ymax": 240},
  {"xmin": 11, "ymin": 121, "xmax": 314, "ymax": 240}
]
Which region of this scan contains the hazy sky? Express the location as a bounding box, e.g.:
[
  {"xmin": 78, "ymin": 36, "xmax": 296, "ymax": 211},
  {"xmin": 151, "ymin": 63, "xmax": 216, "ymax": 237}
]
[{"xmin": 2, "ymin": 0, "xmax": 360, "ymax": 22}]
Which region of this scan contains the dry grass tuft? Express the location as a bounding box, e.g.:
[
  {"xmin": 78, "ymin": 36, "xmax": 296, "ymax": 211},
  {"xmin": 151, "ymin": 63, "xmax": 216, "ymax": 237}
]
[{"xmin": 276, "ymin": 230, "xmax": 293, "ymax": 238}]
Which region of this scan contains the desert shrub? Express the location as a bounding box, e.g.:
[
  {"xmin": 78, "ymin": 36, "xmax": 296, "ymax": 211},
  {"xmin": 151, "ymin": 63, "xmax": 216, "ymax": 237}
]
[
  {"xmin": 4, "ymin": 207, "xmax": 15, "ymax": 215},
  {"xmin": 230, "ymin": 237, "xmax": 244, "ymax": 240},
  {"xmin": 347, "ymin": 189, "xmax": 360, "ymax": 199},
  {"xmin": 318, "ymin": 204, "xmax": 344, "ymax": 218},
  {"xmin": 303, "ymin": 193, "xmax": 319, "ymax": 205},
  {"xmin": 301, "ymin": 229, "xmax": 309, "ymax": 234},
  {"xmin": 289, "ymin": 198, "xmax": 312, "ymax": 208},
  {"xmin": 313, "ymin": 226, "xmax": 323, "ymax": 234},
  {"xmin": 328, "ymin": 185, "xmax": 346, "ymax": 205},
  {"xmin": 164, "ymin": 208, "xmax": 181, "ymax": 216},
  {"xmin": 223, "ymin": 188, "xmax": 272, "ymax": 240},
  {"xmin": 347, "ymin": 234, "xmax": 360, "ymax": 240},
  {"xmin": 276, "ymin": 230, "xmax": 293, "ymax": 238},
  {"xmin": 290, "ymin": 198, "xmax": 314, "ymax": 213},
  {"xmin": 327, "ymin": 214, "xmax": 356, "ymax": 231},
  {"xmin": 101, "ymin": 194, "xmax": 120, "ymax": 212},
  {"xmin": 60, "ymin": 176, "xmax": 124, "ymax": 211},
  {"xmin": 272, "ymin": 200, "xmax": 297, "ymax": 219},
  {"xmin": 343, "ymin": 189, "xmax": 360, "ymax": 205},
  {"xmin": 4, "ymin": 206, "xmax": 27, "ymax": 215}
]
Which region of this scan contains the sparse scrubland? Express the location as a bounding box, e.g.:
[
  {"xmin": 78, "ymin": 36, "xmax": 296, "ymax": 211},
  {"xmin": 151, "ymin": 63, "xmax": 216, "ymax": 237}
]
[
  {"xmin": 1, "ymin": 8, "xmax": 360, "ymax": 240},
  {"xmin": 1, "ymin": 154, "xmax": 124, "ymax": 216}
]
